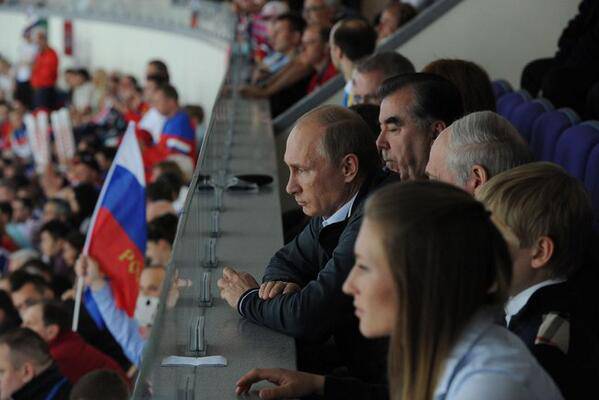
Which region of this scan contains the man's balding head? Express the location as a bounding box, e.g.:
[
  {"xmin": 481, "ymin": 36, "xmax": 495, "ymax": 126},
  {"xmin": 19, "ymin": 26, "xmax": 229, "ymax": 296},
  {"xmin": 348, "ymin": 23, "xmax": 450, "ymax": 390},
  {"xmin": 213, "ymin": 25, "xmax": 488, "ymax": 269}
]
[
  {"xmin": 285, "ymin": 105, "xmax": 379, "ymax": 217},
  {"xmin": 426, "ymin": 111, "xmax": 534, "ymax": 194}
]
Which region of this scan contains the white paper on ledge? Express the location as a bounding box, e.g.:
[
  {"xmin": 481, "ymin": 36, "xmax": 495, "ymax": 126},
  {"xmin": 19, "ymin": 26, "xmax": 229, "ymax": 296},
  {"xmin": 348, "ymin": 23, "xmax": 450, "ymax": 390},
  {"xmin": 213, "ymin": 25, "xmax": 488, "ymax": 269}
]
[{"xmin": 161, "ymin": 355, "xmax": 227, "ymax": 367}]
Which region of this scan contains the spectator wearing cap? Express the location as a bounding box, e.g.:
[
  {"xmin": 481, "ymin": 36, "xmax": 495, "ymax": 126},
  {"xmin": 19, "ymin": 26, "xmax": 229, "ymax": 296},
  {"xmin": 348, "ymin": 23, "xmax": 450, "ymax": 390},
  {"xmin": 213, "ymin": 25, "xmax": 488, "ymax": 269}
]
[
  {"xmin": 0, "ymin": 328, "xmax": 71, "ymax": 400},
  {"xmin": 21, "ymin": 300, "xmax": 127, "ymax": 385},
  {"xmin": 252, "ymin": 1, "xmax": 290, "ymax": 62},
  {"xmin": 30, "ymin": 29, "xmax": 58, "ymax": 110}
]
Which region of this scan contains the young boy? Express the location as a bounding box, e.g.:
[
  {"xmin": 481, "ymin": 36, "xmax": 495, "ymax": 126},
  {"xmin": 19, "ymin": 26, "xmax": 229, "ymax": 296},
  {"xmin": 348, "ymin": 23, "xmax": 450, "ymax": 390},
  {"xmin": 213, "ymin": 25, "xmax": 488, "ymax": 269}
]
[{"xmin": 477, "ymin": 161, "xmax": 599, "ymax": 398}]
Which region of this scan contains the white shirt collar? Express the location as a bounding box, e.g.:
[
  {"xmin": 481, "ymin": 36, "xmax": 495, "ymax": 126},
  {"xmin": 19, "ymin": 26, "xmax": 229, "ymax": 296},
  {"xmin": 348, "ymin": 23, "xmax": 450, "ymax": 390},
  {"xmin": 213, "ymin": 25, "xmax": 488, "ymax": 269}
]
[
  {"xmin": 322, "ymin": 193, "xmax": 358, "ymax": 228},
  {"xmin": 504, "ymin": 278, "xmax": 566, "ymax": 325}
]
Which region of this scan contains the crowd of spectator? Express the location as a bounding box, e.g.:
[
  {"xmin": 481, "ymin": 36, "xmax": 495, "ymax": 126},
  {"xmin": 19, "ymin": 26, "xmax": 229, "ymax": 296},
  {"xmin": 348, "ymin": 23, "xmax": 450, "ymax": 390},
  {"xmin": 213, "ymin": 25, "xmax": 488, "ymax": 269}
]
[{"xmin": 0, "ymin": 11, "xmax": 202, "ymax": 398}]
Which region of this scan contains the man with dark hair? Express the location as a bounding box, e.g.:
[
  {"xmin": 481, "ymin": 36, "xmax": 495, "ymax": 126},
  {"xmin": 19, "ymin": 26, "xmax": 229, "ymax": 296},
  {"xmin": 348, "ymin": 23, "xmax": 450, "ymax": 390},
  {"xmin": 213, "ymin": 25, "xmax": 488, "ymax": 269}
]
[
  {"xmin": 144, "ymin": 84, "xmax": 196, "ymax": 168},
  {"xmin": 69, "ymin": 369, "xmax": 129, "ymax": 400},
  {"xmin": 21, "ymin": 300, "xmax": 126, "ymax": 384},
  {"xmin": 218, "ymin": 105, "xmax": 394, "ymax": 382},
  {"xmin": 146, "ymin": 59, "xmax": 169, "ymax": 82},
  {"xmin": 377, "ymin": 72, "xmax": 463, "ymax": 180},
  {"xmin": 329, "ymin": 18, "xmax": 377, "ymax": 106},
  {"xmin": 351, "ymin": 51, "xmax": 415, "ymax": 105},
  {"xmin": 10, "ymin": 271, "xmax": 53, "ymax": 314},
  {"xmin": 253, "ymin": 13, "xmax": 306, "ymax": 83},
  {"xmin": 39, "ymin": 220, "xmax": 70, "ymax": 277},
  {"xmin": 0, "ymin": 327, "xmax": 71, "ymax": 399},
  {"xmin": 42, "ymin": 198, "xmax": 71, "ymax": 224},
  {"xmin": 146, "ymin": 213, "xmax": 178, "ymax": 267}
]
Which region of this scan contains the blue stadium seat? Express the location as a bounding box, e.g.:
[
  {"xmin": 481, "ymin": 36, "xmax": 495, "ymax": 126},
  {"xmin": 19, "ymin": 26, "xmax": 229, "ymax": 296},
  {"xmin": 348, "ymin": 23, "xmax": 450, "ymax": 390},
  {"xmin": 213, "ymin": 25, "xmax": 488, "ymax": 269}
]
[
  {"xmin": 584, "ymin": 143, "xmax": 599, "ymax": 231},
  {"xmin": 492, "ymin": 79, "xmax": 513, "ymax": 99},
  {"xmin": 530, "ymin": 108, "xmax": 579, "ymax": 161},
  {"xmin": 510, "ymin": 99, "xmax": 554, "ymax": 142},
  {"xmin": 554, "ymin": 121, "xmax": 599, "ymax": 181},
  {"xmin": 497, "ymin": 90, "xmax": 531, "ymax": 120}
]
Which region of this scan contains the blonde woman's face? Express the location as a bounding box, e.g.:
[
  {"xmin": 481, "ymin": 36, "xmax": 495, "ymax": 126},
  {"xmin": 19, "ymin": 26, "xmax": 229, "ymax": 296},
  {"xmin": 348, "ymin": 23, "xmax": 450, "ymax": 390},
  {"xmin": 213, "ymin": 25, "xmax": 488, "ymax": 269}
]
[{"xmin": 343, "ymin": 218, "xmax": 397, "ymax": 338}]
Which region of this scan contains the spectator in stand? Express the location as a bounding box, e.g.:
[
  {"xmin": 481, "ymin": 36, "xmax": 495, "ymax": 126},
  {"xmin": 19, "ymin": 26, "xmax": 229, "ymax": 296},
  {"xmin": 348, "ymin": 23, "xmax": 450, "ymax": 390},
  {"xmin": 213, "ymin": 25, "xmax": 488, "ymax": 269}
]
[
  {"xmin": 351, "ymin": 51, "xmax": 415, "ymax": 106},
  {"xmin": 143, "ymin": 84, "xmax": 195, "ymax": 169},
  {"xmin": 8, "ymin": 198, "xmax": 37, "ymax": 248},
  {"xmin": 61, "ymin": 231, "xmax": 84, "ymax": 273},
  {"xmin": 375, "ymin": 1, "xmax": 417, "ymax": 44},
  {"xmin": 10, "ymin": 272, "xmax": 54, "ymax": 315},
  {"xmin": 252, "ymin": 1, "xmax": 290, "ymax": 63},
  {"xmin": 21, "ymin": 300, "xmax": 127, "ymax": 384},
  {"xmin": 39, "ymin": 220, "xmax": 70, "ymax": 278},
  {"xmin": 0, "ymin": 327, "xmax": 71, "ymax": 400},
  {"xmin": 76, "ymin": 256, "xmax": 167, "ymax": 366},
  {"xmin": 145, "ymin": 59, "xmax": 169, "ymax": 83},
  {"xmin": 30, "ymin": 29, "xmax": 58, "ymax": 110},
  {"xmin": 477, "ymin": 163, "xmax": 599, "ymax": 399},
  {"xmin": 329, "ymin": 18, "xmax": 377, "ymax": 106},
  {"xmin": 42, "ymin": 198, "xmax": 71, "ymax": 224},
  {"xmin": 15, "ymin": 28, "xmax": 38, "ymax": 110},
  {"xmin": 69, "ymin": 69, "xmax": 95, "ymax": 125},
  {"xmin": 218, "ymin": 105, "xmax": 392, "ymax": 383},
  {"xmin": 5, "ymin": 108, "xmax": 31, "ymax": 161},
  {"xmin": 302, "ymin": 0, "xmax": 338, "ymax": 27},
  {"xmin": 7, "ymin": 249, "xmax": 39, "ymax": 273},
  {"xmin": 376, "ymin": 73, "xmax": 463, "ymax": 180},
  {"xmin": 146, "ymin": 213, "xmax": 178, "ymax": 267},
  {"xmin": 521, "ymin": 0, "xmax": 599, "ymax": 119},
  {"xmin": 0, "ymin": 57, "xmax": 13, "ymax": 103},
  {"xmin": 252, "ymin": 13, "xmax": 305, "ymax": 84},
  {"xmin": 425, "ymin": 111, "xmax": 532, "ymax": 194},
  {"xmin": 69, "ymin": 370, "xmax": 129, "ymax": 400},
  {"xmin": 139, "ymin": 75, "xmax": 168, "ymax": 145},
  {"xmin": 423, "ymin": 59, "xmax": 496, "ymax": 113}
]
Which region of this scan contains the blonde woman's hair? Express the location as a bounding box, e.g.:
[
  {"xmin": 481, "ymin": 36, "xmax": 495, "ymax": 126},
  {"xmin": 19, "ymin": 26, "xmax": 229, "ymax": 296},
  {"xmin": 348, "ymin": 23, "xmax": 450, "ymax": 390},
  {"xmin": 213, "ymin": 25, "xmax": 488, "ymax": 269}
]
[{"xmin": 365, "ymin": 180, "xmax": 512, "ymax": 400}]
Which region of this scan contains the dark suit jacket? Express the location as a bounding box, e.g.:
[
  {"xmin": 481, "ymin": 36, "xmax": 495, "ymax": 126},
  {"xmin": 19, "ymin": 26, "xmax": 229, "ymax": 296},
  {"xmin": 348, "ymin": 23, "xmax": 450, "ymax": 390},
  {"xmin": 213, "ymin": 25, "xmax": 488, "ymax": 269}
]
[{"xmin": 238, "ymin": 169, "xmax": 398, "ymax": 382}]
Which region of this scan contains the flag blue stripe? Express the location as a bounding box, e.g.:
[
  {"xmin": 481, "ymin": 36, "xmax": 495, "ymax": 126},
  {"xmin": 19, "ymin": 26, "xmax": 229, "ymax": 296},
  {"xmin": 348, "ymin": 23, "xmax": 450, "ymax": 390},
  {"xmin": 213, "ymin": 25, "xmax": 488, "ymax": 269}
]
[{"xmin": 99, "ymin": 165, "xmax": 146, "ymax": 252}]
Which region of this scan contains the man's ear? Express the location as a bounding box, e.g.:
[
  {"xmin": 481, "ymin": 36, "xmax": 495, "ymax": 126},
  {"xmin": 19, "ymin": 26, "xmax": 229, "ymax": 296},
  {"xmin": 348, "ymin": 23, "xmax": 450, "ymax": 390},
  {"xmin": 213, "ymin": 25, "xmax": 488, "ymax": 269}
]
[
  {"xmin": 46, "ymin": 324, "xmax": 60, "ymax": 342},
  {"xmin": 465, "ymin": 164, "xmax": 489, "ymax": 194},
  {"xmin": 341, "ymin": 154, "xmax": 359, "ymax": 183},
  {"xmin": 431, "ymin": 121, "xmax": 447, "ymax": 139},
  {"xmin": 20, "ymin": 361, "xmax": 36, "ymax": 384},
  {"xmin": 531, "ymin": 236, "xmax": 554, "ymax": 270}
]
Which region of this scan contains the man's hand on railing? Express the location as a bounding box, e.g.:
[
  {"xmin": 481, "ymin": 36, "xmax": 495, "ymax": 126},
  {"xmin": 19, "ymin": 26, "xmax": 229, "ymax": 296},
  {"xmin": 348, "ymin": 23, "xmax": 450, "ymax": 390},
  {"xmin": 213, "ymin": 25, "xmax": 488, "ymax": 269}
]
[
  {"xmin": 258, "ymin": 281, "xmax": 301, "ymax": 300},
  {"xmin": 217, "ymin": 266, "xmax": 259, "ymax": 308}
]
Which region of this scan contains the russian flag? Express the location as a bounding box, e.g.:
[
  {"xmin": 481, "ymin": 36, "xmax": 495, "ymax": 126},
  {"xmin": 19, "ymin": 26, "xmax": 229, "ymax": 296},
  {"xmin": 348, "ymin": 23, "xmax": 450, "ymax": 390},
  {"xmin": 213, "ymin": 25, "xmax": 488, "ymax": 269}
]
[{"xmin": 84, "ymin": 123, "xmax": 146, "ymax": 316}]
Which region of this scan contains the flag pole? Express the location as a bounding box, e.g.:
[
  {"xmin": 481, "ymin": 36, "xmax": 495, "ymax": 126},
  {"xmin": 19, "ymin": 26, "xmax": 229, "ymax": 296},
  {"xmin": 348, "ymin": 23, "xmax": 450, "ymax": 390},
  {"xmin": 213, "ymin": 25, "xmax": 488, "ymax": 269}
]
[{"xmin": 72, "ymin": 276, "xmax": 84, "ymax": 331}]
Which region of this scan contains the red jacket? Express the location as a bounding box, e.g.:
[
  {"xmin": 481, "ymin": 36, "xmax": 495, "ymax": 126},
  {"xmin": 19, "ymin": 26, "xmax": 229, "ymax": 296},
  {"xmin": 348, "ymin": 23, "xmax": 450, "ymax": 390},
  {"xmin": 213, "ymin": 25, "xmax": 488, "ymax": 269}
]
[
  {"xmin": 31, "ymin": 47, "xmax": 58, "ymax": 88},
  {"xmin": 49, "ymin": 330, "xmax": 127, "ymax": 384}
]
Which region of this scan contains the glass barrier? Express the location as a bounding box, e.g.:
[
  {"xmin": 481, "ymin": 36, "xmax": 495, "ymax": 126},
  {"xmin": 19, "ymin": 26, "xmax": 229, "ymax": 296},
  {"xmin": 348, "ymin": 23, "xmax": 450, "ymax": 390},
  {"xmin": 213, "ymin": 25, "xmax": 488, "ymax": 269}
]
[
  {"xmin": 4, "ymin": 0, "xmax": 235, "ymax": 42},
  {"xmin": 131, "ymin": 42, "xmax": 296, "ymax": 399}
]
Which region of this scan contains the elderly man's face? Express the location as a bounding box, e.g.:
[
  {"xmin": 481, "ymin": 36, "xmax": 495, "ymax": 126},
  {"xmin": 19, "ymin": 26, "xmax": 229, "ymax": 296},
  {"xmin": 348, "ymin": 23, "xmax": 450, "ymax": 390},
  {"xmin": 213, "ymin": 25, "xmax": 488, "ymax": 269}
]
[
  {"xmin": 426, "ymin": 128, "xmax": 458, "ymax": 185},
  {"xmin": 377, "ymin": 88, "xmax": 434, "ymax": 180},
  {"xmin": 352, "ymin": 69, "xmax": 385, "ymax": 105},
  {"xmin": 284, "ymin": 119, "xmax": 350, "ymax": 218}
]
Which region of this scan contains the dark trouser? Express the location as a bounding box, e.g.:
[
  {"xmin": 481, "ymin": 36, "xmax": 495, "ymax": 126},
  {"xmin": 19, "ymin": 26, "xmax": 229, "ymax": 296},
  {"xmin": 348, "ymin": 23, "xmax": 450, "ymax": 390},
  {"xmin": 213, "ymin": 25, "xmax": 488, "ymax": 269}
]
[
  {"xmin": 33, "ymin": 86, "xmax": 56, "ymax": 110},
  {"xmin": 521, "ymin": 57, "xmax": 599, "ymax": 119},
  {"xmin": 14, "ymin": 80, "xmax": 33, "ymax": 110}
]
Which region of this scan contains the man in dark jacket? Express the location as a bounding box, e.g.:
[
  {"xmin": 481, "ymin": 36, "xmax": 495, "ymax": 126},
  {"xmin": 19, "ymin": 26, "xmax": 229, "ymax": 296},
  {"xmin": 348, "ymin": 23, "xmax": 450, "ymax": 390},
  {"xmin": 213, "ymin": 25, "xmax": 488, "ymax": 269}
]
[
  {"xmin": 0, "ymin": 327, "xmax": 70, "ymax": 400},
  {"xmin": 218, "ymin": 104, "xmax": 394, "ymax": 382}
]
